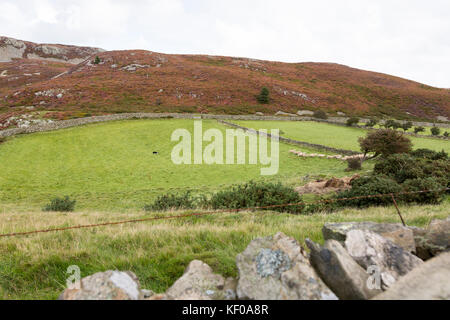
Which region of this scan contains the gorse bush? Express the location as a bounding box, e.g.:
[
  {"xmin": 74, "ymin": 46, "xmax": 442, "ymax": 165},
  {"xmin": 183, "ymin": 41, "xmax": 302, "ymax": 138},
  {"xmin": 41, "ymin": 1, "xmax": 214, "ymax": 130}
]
[
  {"xmin": 206, "ymin": 181, "xmax": 305, "ymax": 214},
  {"xmin": 401, "ymin": 178, "xmax": 446, "ymax": 204},
  {"xmin": 313, "ymin": 110, "xmax": 328, "ymax": 120},
  {"xmin": 431, "ymin": 127, "xmax": 441, "ymax": 136},
  {"xmin": 365, "ymin": 119, "xmax": 378, "ymax": 128},
  {"xmin": 346, "ymin": 117, "xmax": 360, "ymax": 127},
  {"xmin": 144, "ymin": 191, "xmax": 198, "ymax": 211},
  {"xmin": 335, "ymin": 176, "xmax": 402, "ymax": 208},
  {"xmin": 144, "ymin": 182, "xmax": 305, "ymax": 214},
  {"xmin": 346, "ymin": 158, "xmax": 362, "ymax": 171},
  {"xmin": 414, "ymin": 126, "xmax": 425, "ymax": 134},
  {"xmin": 410, "ymin": 148, "xmax": 448, "ymax": 161},
  {"xmin": 43, "ymin": 196, "xmax": 76, "ymax": 212}
]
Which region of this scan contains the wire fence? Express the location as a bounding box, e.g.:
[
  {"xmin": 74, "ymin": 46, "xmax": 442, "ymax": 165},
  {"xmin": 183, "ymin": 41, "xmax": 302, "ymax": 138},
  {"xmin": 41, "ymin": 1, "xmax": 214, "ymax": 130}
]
[{"xmin": 0, "ymin": 187, "xmax": 448, "ymax": 239}]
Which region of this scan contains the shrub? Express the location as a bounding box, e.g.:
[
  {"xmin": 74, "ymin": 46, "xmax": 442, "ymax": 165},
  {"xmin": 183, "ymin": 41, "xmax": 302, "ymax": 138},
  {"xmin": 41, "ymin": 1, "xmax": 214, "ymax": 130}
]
[
  {"xmin": 206, "ymin": 181, "xmax": 305, "ymax": 214},
  {"xmin": 373, "ymin": 154, "xmax": 425, "ymax": 183},
  {"xmin": 410, "ymin": 148, "xmax": 448, "ymax": 161},
  {"xmin": 374, "ymin": 153, "xmax": 450, "ymax": 187},
  {"xmin": 144, "ymin": 191, "xmax": 197, "ymax": 211},
  {"xmin": 256, "ymin": 87, "xmax": 270, "ymax": 104},
  {"xmin": 43, "ymin": 196, "xmax": 76, "ymax": 212},
  {"xmin": 346, "ymin": 158, "xmax": 362, "ymax": 171},
  {"xmin": 313, "ymin": 110, "xmax": 328, "ymax": 120},
  {"xmin": 346, "ymin": 117, "xmax": 360, "ymax": 127},
  {"xmin": 365, "ymin": 119, "xmax": 378, "ymax": 128},
  {"xmin": 93, "ymin": 56, "xmax": 101, "ymax": 64},
  {"xmin": 401, "ymin": 121, "xmax": 413, "ymax": 132},
  {"xmin": 401, "ymin": 178, "xmax": 446, "ymax": 204},
  {"xmin": 431, "ymin": 127, "xmax": 441, "ymax": 136},
  {"xmin": 414, "ymin": 126, "xmax": 425, "ymax": 134},
  {"xmin": 384, "ymin": 120, "xmax": 401, "ymax": 129},
  {"xmin": 359, "ymin": 129, "xmax": 412, "ymax": 159},
  {"xmin": 444, "ymin": 131, "xmax": 449, "ymax": 137},
  {"xmin": 335, "ymin": 176, "xmax": 402, "ymax": 208}
]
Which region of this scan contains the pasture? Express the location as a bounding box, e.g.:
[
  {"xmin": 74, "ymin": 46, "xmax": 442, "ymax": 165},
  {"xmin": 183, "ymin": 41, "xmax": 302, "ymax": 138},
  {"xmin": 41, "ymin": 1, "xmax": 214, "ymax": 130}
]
[
  {"xmin": 233, "ymin": 120, "xmax": 450, "ymax": 153},
  {"xmin": 0, "ymin": 119, "xmax": 360, "ymax": 212}
]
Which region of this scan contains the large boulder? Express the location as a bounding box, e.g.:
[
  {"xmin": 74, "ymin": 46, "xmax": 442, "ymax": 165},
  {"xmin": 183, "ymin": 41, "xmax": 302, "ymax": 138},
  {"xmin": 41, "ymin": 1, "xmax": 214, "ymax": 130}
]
[
  {"xmin": 59, "ymin": 271, "xmax": 142, "ymax": 300},
  {"xmin": 412, "ymin": 217, "xmax": 450, "ymax": 260},
  {"xmin": 306, "ymin": 239, "xmax": 382, "ymax": 300},
  {"xmin": 236, "ymin": 233, "xmax": 338, "ymax": 300},
  {"xmin": 374, "ymin": 252, "xmax": 450, "ymax": 300},
  {"xmin": 345, "ymin": 230, "xmax": 423, "ymax": 290},
  {"xmin": 323, "ymin": 222, "xmax": 416, "ymax": 253},
  {"xmin": 165, "ymin": 260, "xmax": 236, "ymax": 300}
]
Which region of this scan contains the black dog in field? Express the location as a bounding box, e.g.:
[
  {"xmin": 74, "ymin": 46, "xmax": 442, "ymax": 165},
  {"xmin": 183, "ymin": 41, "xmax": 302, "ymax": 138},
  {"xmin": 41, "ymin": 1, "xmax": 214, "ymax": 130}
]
[{"xmin": 153, "ymin": 151, "xmax": 159, "ymax": 155}]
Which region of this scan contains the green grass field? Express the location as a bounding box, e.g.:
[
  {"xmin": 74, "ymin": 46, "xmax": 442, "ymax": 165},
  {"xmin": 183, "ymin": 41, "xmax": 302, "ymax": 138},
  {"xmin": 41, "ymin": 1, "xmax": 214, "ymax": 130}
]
[
  {"xmin": 234, "ymin": 120, "xmax": 450, "ymax": 153},
  {"xmin": 0, "ymin": 202, "xmax": 448, "ymax": 300},
  {"xmin": 0, "ymin": 119, "xmax": 367, "ymax": 211}
]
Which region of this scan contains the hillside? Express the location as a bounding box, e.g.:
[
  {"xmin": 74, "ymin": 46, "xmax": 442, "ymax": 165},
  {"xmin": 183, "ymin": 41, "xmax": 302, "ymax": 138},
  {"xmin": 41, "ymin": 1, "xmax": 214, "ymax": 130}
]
[{"xmin": 0, "ymin": 37, "xmax": 449, "ymax": 122}]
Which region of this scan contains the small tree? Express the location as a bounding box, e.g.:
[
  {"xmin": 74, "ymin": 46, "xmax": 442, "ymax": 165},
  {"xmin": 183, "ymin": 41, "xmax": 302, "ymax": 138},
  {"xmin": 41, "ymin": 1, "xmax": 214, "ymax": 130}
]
[
  {"xmin": 313, "ymin": 110, "xmax": 328, "ymax": 120},
  {"xmin": 414, "ymin": 126, "xmax": 425, "ymax": 134},
  {"xmin": 359, "ymin": 129, "xmax": 413, "ymax": 160},
  {"xmin": 346, "ymin": 117, "xmax": 360, "ymax": 127},
  {"xmin": 401, "ymin": 121, "xmax": 413, "ymax": 132},
  {"xmin": 257, "ymin": 87, "xmax": 270, "ymax": 104},
  {"xmin": 431, "ymin": 126, "xmax": 441, "ymax": 136},
  {"xmin": 93, "ymin": 56, "xmax": 101, "ymax": 64},
  {"xmin": 444, "ymin": 132, "xmax": 449, "ymax": 137}
]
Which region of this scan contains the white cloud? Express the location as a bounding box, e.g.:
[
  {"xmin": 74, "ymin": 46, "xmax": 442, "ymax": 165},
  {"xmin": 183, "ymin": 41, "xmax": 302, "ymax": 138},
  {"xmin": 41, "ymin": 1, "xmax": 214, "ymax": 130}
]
[{"xmin": 0, "ymin": 0, "xmax": 449, "ymax": 87}]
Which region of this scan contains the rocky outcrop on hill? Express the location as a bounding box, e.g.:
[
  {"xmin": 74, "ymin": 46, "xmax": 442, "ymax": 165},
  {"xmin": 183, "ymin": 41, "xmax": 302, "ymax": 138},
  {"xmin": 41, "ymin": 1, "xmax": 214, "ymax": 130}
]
[
  {"xmin": 0, "ymin": 36, "xmax": 104, "ymax": 64},
  {"xmin": 59, "ymin": 218, "xmax": 449, "ymax": 300}
]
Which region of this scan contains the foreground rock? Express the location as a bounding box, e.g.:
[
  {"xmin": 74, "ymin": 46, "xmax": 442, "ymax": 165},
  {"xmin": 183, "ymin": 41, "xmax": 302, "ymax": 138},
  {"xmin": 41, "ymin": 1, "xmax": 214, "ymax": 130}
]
[
  {"xmin": 59, "ymin": 271, "xmax": 142, "ymax": 300},
  {"xmin": 374, "ymin": 252, "xmax": 450, "ymax": 300},
  {"xmin": 323, "ymin": 221, "xmax": 416, "ymax": 253},
  {"xmin": 166, "ymin": 260, "xmax": 236, "ymax": 300},
  {"xmin": 413, "ymin": 217, "xmax": 450, "ymax": 260},
  {"xmin": 236, "ymin": 233, "xmax": 338, "ymax": 300},
  {"xmin": 306, "ymin": 239, "xmax": 382, "ymax": 300},
  {"xmin": 345, "ymin": 230, "xmax": 423, "ymax": 290}
]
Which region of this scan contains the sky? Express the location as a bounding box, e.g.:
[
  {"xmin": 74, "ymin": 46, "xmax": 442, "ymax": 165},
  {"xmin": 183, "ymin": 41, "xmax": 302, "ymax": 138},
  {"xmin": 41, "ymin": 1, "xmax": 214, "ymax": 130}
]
[{"xmin": 1, "ymin": 0, "xmax": 449, "ymax": 88}]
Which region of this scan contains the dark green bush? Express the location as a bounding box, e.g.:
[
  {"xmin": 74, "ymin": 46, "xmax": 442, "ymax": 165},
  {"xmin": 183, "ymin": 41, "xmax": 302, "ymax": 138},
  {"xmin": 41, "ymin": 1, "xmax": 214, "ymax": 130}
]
[
  {"xmin": 346, "ymin": 117, "xmax": 360, "ymax": 127},
  {"xmin": 400, "ymin": 178, "xmax": 446, "ymax": 204},
  {"xmin": 335, "ymin": 176, "xmax": 402, "ymax": 208},
  {"xmin": 431, "ymin": 127, "xmax": 441, "ymax": 136},
  {"xmin": 256, "ymin": 87, "xmax": 270, "ymax": 104},
  {"xmin": 414, "ymin": 126, "xmax": 425, "ymax": 134},
  {"xmin": 444, "ymin": 131, "xmax": 449, "ymax": 137},
  {"xmin": 206, "ymin": 181, "xmax": 305, "ymax": 214},
  {"xmin": 365, "ymin": 119, "xmax": 378, "ymax": 128},
  {"xmin": 93, "ymin": 56, "xmax": 101, "ymax": 64},
  {"xmin": 401, "ymin": 122, "xmax": 413, "ymax": 132},
  {"xmin": 410, "ymin": 148, "xmax": 448, "ymax": 161},
  {"xmin": 313, "ymin": 110, "xmax": 328, "ymax": 120},
  {"xmin": 144, "ymin": 191, "xmax": 198, "ymax": 211},
  {"xmin": 374, "ymin": 154, "xmax": 425, "ymax": 183},
  {"xmin": 43, "ymin": 196, "xmax": 76, "ymax": 212},
  {"xmin": 346, "ymin": 158, "xmax": 362, "ymax": 171}
]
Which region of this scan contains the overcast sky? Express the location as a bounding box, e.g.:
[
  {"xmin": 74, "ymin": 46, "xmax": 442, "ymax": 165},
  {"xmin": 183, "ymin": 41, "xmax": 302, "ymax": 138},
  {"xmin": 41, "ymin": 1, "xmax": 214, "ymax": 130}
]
[{"xmin": 1, "ymin": 0, "xmax": 449, "ymax": 88}]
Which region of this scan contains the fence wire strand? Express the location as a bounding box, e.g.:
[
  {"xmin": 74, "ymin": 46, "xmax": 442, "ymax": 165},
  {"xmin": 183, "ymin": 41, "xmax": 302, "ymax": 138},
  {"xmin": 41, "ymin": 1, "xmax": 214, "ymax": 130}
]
[{"xmin": 0, "ymin": 188, "xmax": 448, "ymax": 239}]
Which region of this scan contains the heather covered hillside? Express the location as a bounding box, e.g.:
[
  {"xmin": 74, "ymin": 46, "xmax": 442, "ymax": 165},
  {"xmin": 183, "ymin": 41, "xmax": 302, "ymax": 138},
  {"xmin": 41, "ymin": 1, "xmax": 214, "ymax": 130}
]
[{"xmin": 0, "ymin": 37, "xmax": 449, "ymax": 121}]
